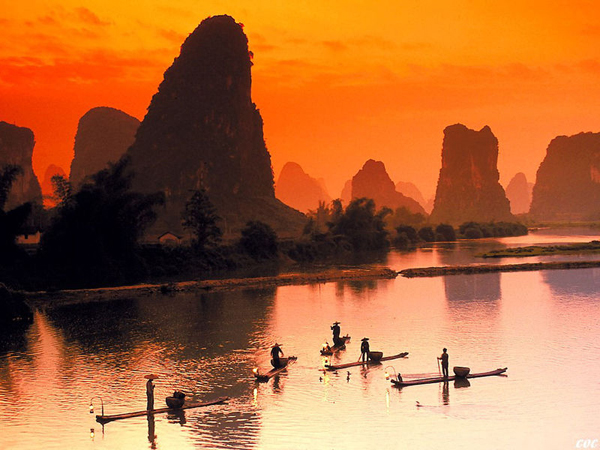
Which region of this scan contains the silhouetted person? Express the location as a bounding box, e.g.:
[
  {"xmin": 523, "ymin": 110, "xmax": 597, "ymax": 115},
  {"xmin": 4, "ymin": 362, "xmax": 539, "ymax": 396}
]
[
  {"xmin": 271, "ymin": 343, "xmax": 284, "ymax": 368},
  {"xmin": 360, "ymin": 337, "xmax": 370, "ymax": 362},
  {"xmin": 438, "ymin": 348, "xmax": 449, "ymax": 378},
  {"xmin": 146, "ymin": 377, "xmax": 155, "ymax": 410},
  {"xmin": 331, "ymin": 321, "xmax": 342, "ymax": 346}
]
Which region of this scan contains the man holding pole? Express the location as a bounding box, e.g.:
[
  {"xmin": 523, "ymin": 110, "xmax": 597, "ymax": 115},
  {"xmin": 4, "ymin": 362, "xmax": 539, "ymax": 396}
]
[
  {"xmin": 437, "ymin": 348, "xmax": 449, "ymax": 378},
  {"xmin": 145, "ymin": 374, "xmax": 158, "ymax": 410}
]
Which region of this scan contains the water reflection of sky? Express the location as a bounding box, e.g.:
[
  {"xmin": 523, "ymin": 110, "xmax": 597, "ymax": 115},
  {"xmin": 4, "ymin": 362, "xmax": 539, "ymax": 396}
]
[{"xmin": 387, "ymin": 228, "xmax": 600, "ymax": 271}]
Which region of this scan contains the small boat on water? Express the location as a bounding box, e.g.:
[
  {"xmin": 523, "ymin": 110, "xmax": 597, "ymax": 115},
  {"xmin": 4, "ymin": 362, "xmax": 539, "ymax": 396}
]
[
  {"xmin": 320, "ymin": 335, "xmax": 351, "ymax": 356},
  {"xmin": 391, "ymin": 367, "xmax": 507, "ymax": 387},
  {"xmin": 324, "ymin": 352, "xmax": 409, "ymax": 371},
  {"xmin": 95, "ymin": 397, "xmax": 229, "ymax": 424},
  {"xmin": 254, "ymin": 356, "xmax": 298, "ymax": 382}
]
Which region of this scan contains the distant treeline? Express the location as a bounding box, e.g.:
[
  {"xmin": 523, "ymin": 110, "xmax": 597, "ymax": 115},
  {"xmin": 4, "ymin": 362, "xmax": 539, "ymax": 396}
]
[
  {"xmin": 393, "ymin": 220, "xmax": 529, "ymax": 249},
  {"xmin": 0, "ymin": 161, "xmax": 527, "ymax": 291}
]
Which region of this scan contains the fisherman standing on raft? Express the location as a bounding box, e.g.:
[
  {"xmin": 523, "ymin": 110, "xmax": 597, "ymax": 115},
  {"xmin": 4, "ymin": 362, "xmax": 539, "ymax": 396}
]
[
  {"xmin": 438, "ymin": 348, "xmax": 449, "ymax": 378},
  {"xmin": 331, "ymin": 321, "xmax": 342, "ymax": 347},
  {"xmin": 360, "ymin": 337, "xmax": 370, "ymax": 362},
  {"xmin": 145, "ymin": 374, "xmax": 157, "ymax": 410},
  {"xmin": 271, "ymin": 343, "xmax": 285, "ymax": 368}
]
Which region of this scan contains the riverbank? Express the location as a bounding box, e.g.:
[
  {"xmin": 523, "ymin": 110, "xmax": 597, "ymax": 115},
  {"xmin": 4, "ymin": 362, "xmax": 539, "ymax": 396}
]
[
  {"xmin": 399, "ymin": 260, "xmax": 600, "ymax": 277},
  {"xmin": 24, "ymin": 267, "xmax": 398, "ymax": 309},
  {"xmin": 480, "ymin": 241, "xmax": 600, "ymax": 258}
]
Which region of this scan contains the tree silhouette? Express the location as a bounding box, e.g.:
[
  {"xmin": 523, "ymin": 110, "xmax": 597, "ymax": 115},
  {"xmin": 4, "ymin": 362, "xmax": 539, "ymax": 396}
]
[
  {"xmin": 50, "ymin": 174, "xmax": 73, "ymax": 208},
  {"xmin": 0, "ymin": 165, "xmax": 32, "ymax": 262},
  {"xmin": 40, "ymin": 156, "xmax": 164, "ymax": 285},
  {"xmin": 435, "ymin": 223, "xmax": 456, "ymax": 241},
  {"xmin": 239, "ymin": 221, "xmax": 277, "ymax": 259},
  {"xmin": 329, "ymin": 197, "xmax": 391, "ymax": 251},
  {"xmin": 418, "ymin": 226, "xmax": 435, "ymax": 242},
  {"xmin": 182, "ymin": 189, "xmax": 222, "ymax": 250}
]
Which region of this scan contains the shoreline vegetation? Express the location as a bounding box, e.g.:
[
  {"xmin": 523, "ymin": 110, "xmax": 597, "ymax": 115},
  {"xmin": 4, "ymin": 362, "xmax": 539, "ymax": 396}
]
[
  {"xmin": 399, "ymin": 260, "xmax": 600, "ymax": 278},
  {"xmin": 24, "ymin": 267, "xmax": 398, "ymax": 308},
  {"xmin": 6, "ymin": 158, "xmax": 598, "ymax": 307}
]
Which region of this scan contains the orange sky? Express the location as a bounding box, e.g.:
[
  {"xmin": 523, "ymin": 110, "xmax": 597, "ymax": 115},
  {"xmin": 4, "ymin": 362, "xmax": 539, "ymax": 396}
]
[{"xmin": 2, "ymin": 1, "xmax": 600, "ymax": 199}]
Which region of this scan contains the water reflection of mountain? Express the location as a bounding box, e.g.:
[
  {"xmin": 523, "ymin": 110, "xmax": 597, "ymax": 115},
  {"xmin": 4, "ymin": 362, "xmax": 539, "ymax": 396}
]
[
  {"xmin": 44, "ymin": 289, "xmax": 276, "ymax": 402},
  {"xmin": 444, "ymin": 273, "xmax": 501, "ymax": 302},
  {"xmin": 336, "ymin": 279, "xmax": 378, "ymax": 294},
  {"xmin": 46, "ymin": 289, "xmax": 276, "ymax": 358},
  {"xmin": 542, "ymin": 267, "xmax": 600, "ymax": 297}
]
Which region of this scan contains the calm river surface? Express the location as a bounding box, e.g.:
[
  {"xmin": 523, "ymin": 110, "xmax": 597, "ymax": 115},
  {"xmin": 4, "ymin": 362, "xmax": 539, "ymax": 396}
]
[{"xmin": 1, "ymin": 229, "xmax": 600, "ymax": 449}]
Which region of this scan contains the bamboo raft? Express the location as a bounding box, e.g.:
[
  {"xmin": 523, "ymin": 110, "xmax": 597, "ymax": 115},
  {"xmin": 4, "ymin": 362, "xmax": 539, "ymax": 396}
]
[
  {"xmin": 320, "ymin": 336, "xmax": 351, "ymax": 356},
  {"xmin": 324, "ymin": 352, "xmax": 409, "ymax": 371},
  {"xmin": 254, "ymin": 356, "xmax": 298, "ymax": 382},
  {"xmin": 95, "ymin": 396, "xmax": 229, "ymax": 424},
  {"xmin": 391, "ymin": 368, "xmax": 508, "ymax": 387}
]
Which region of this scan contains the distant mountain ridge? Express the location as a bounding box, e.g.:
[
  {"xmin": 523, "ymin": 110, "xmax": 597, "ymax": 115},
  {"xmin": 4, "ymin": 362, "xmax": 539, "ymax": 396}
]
[
  {"xmin": 276, "ymin": 162, "xmax": 331, "ymax": 213},
  {"xmin": 395, "ymin": 181, "xmax": 430, "ymax": 213},
  {"xmin": 505, "ymin": 172, "xmax": 532, "ymax": 215},
  {"xmin": 351, "ymin": 159, "xmax": 426, "ymax": 214}
]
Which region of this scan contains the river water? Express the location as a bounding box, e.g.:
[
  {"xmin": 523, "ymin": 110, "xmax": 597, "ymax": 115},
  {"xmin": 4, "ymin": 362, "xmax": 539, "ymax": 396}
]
[{"xmin": 1, "ymin": 229, "xmax": 600, "ymax": 449}]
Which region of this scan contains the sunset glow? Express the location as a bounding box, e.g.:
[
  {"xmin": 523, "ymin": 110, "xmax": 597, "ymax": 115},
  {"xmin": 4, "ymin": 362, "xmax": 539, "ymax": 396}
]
[{"xmin": 2, "ymin": 1, "xmax": 600, "ymax": 198}]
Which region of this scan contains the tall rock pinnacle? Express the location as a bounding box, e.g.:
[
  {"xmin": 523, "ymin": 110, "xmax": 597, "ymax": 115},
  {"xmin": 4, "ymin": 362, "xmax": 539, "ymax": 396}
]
[
  {"xmin": 0, "ymin": 121, "xmax": 42, "ymax": 209},
  {"xmin": 530, "ymin": 132, "xmax": 600, "ymax": 221},
  {"xmin": 430, "ymin": 124, "xmax": 513, "ymax": 224},
  {"xmin": 127, "ymin": 15, "xmax": 303, "ymax": 236}
]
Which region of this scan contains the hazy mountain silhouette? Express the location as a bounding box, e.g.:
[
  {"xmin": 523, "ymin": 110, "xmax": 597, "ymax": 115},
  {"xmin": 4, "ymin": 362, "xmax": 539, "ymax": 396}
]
[
  {"xmin": 425, "ymin": 197, "xmax": 435, "ymax": 214},
  {"xmin": 351, "ymin": 160, "xmax": 426, "ymax": 214},
  {"xmin": 505, "ymin": 172, "xmax": 532, "ymax": 215},
  {"xmin": 430, "ymin": 124, "xmax": 513, "ymax": 224},
  {"xmin": 0, "ymin": 121, "xmax": 42, "ymax": 209},
  {"xmin": 127, "ymin": 15, "xmax": 304, "ymax": 237},
  {"xmin": 530, "ymin": 132, "xmax": 600, "ymax": 221},
  {"xmin": 395, "ymin": 181, "xmax": 430, "ymax": 213},
  {"xmin": 41, "ymin": 164, "xmax": 66, "ymax": 195},
  {"xmin": 70, "ymin": 107, "xmax": 140, "ymax": 187},
  {"xmin": 276, "ymin": 162, "xmax": 331, "ymax": 213},
  {"xmin": 340, "ymin": 179, "xmax": 352, "ymax": 205}
]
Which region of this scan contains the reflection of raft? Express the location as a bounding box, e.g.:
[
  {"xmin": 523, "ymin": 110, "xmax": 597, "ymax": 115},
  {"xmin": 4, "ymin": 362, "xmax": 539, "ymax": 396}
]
[
  {"xmin": 324, "ymin": 352, "xmax": 409, "ymax": 370},
  {"xmin": 254, "ymin": 356, "xmax": 297, "ymax": 382},
  {"xmin": 95, "ymin": 397, "xmax": 229, "ymax": 424},
  {"xmin": 320, "ymin": 336, "xmax": 351, "ymax": 355},
  {"xmin": 391, "ymin": 368, "xmax": 507, "ymax": 387}
]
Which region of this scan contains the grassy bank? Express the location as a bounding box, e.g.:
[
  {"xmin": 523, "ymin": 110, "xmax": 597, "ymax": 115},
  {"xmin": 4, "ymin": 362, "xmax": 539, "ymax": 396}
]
[
  {"xmin": 399, "ymin": 260, "xmax": 600, "ymax": 278},
  {"xmin": 480, "ymin": 241, "xmax": 600, "ymax": 258}
]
